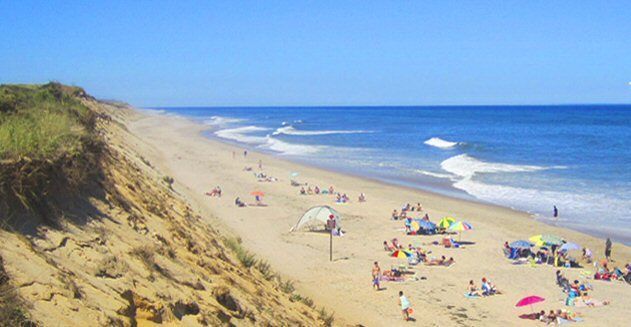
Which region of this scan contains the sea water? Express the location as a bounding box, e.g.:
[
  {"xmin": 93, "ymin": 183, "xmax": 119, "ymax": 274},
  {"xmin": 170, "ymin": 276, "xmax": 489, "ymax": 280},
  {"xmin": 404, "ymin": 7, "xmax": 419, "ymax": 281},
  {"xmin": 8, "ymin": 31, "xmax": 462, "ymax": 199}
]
[{"xmin": 150, "ymin": 106, "xmax": 631, "ymax": 244}]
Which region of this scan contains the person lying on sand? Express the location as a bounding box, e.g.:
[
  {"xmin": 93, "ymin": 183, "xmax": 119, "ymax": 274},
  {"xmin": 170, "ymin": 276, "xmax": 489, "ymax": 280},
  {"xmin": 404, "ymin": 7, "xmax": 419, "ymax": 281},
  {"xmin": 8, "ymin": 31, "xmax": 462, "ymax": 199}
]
[
  {"xmin": 425, "ymin": 256, "xmax": 454, "ymax": 266},
  {"xmin": 578, "ymin": 293, "xmax": 610, "ymax": 307},
  {"xmin": 205, "ymin": 186, "xmax": 222, "ymax": 197},
  {"xmin": 243, "ymin": 166, "xmax": 252, "ymax": 171},
  {"xmin": 467, "ymin": 280, "xmax": 481, "ymax": 297}
]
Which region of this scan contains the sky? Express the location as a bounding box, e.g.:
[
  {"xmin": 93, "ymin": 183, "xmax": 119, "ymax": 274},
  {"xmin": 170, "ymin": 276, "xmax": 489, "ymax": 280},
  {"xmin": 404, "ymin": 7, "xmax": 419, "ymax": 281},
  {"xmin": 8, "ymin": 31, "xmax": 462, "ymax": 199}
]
[{"xmin": 1, "ymin": 1, "xmax": 630, "ymax": 106}]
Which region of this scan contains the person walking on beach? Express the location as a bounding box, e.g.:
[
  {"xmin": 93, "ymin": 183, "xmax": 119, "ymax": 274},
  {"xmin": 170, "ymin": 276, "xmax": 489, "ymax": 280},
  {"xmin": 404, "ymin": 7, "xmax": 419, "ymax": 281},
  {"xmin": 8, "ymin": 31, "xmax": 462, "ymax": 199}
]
[
  {"xmin": 243, "ymin": 150, "xmax": 248, "ymax": 158},
  {"xmin": 258, "ymin": 159, "xmax": 262, "ymax": 170},
  {"xmin": 372, "ymin": 261, "xmax": 381, "ymax": 291},
  {"xmin": 553, "ymin": 205, "xmax": 558, "ymax": 218},
  {"xmin": 605, "ymin": 238, "xmax": 612, "ymax": 261},
  {"xmin": 399, "ymin": 291, "xmax": 412, "ymax": 321}
]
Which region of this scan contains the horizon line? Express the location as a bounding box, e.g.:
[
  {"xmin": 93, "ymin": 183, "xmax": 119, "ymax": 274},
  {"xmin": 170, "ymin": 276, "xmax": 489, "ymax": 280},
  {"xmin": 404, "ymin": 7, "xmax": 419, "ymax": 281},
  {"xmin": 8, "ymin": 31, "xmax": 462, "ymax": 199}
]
[{"xmin": 143, "ymin": 103, "xmax": 631, "ymax": 109}]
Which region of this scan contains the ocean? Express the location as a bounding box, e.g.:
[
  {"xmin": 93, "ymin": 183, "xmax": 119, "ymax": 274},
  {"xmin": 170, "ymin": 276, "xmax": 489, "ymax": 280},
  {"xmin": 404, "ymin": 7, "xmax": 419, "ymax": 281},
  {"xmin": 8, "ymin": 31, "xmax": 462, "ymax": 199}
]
[{"xmin": 149, "ymin": 106, "xmax": 631, "ymax": 244}]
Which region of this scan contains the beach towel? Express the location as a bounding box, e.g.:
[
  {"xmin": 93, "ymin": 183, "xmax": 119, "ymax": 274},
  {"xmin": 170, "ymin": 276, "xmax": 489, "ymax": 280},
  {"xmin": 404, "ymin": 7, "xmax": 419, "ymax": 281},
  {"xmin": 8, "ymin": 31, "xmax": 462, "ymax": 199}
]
[
  {"xmin": 558, "ymin": 317, "xmax": 584, "ymax": 324},
  {"xmin": 464, "ymin": 293, "xmax": 480, "ymax": 299}
]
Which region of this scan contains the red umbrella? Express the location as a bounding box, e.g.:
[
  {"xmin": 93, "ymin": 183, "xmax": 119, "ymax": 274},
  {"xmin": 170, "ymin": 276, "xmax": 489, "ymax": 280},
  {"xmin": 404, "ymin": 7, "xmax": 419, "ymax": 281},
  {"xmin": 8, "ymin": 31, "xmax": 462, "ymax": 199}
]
[
  {"xmin": 516, "ymin": 296, "xmax": 545, "ymax": 313},
  {"xmin": 250, "ymin": 191, "xmax": 265, "ymax": 197}
]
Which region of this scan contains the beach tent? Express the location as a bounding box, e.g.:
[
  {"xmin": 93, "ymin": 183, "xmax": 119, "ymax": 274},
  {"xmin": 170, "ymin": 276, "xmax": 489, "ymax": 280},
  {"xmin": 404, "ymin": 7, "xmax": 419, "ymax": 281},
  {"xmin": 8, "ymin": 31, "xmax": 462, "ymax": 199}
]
[
  {"xmin": 290, "ymin": 205, "xmax": 341, "ymax": 232},
  {"xmin": 414, "ymin": 219, "xmax": 437, "ymax": 235}
]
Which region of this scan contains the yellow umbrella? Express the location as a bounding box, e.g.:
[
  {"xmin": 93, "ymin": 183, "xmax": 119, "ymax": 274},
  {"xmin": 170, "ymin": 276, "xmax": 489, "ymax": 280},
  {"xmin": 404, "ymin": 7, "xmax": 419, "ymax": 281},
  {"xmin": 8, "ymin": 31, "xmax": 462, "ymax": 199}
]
[{"xmin": 438, "ymin": 217, "xmax": 456, "ymax": 229}]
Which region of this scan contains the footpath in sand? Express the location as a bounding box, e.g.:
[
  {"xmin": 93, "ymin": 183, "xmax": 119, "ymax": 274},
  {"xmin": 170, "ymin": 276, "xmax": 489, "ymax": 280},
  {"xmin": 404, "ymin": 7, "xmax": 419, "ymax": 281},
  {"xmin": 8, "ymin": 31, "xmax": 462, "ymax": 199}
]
[{"xmin": 128, "ymin": 110, "xmax": 631, "ymax": 326}]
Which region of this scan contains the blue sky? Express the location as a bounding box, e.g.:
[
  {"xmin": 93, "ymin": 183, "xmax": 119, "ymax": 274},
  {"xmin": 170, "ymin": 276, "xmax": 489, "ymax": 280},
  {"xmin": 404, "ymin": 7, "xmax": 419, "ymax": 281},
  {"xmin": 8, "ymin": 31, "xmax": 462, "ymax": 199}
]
[{"xmin": 1, "ymin": 1, "xmax": 630, "ymax": 106}]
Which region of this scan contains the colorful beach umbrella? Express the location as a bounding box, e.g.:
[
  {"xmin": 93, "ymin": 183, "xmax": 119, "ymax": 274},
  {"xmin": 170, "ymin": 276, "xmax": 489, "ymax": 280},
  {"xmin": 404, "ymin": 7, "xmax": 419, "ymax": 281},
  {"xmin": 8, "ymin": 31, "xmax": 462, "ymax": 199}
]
[
  {"xmin": 515, "ymin": 295, "xmax": 545, "ymax": 313},
  {"xmin": 510, "ymin": 240, "xmax": 534, "ymax": 249},
  {"xmin": 529, "ymin": 234, "xmax": 564, "ymax": 247},
  {"xmin": 410, "ymin": 220, "xmax": 421, "ymax": 233},
  {"xmin": 448, "ymin": 221, "xmax": 472, "ymax": 232},
  {"xmin": 391, "ymin": 250, "xmax": 413, "ymax": 259},
  {"xmin": 560, "ymin": 242, "xmax": 581, "ymax": 252},
  {"xmin": 438, "ymin": 217, "xmax": 456, "ymax": 229},
  {"xmin": 250, "ymin": 190, "xmax": 265, "ymax": 197}
]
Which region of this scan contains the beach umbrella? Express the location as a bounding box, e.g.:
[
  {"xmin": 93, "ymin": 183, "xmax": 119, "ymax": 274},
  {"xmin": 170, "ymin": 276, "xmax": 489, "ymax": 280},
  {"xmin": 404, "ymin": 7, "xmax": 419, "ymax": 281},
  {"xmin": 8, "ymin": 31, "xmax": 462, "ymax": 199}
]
[
  {"xmin": 529, "ymin": 234, "xmax": 564, "ymax": 247},
  {"xmin": 410, "ymin": 220, "xmax": 421, "ymax": 233},
  {"xmin": 391, "ymin": 250, "xmax": 413, "ymax": 259},
  {"xmin": 448, "ymin": 221, "xmax": 472, "ymax": 232},
  {"xmin": 438, "ymin": 217, "xmax": 456, "ymax": 229},
  {"xmin": 560, "ymin": 242, "xmax": 581, "ymax": 252},
  {"xmin": 415, "ymin": 219, "xmax": 436, "ymax": 231},
  {"xmin": 250, "ymin": 190, "xmax": 265, "ymax": 197},
  {"xmin": 509, "ymin": 240, "xmax": 534, "ymax": 249},
  {"xmin": 448, "ymin": 221, "xmax": 472, "ymax": 242},
  {"xmin": 515, "ymin": 295, "xmax": 545, "ymax": 313}
]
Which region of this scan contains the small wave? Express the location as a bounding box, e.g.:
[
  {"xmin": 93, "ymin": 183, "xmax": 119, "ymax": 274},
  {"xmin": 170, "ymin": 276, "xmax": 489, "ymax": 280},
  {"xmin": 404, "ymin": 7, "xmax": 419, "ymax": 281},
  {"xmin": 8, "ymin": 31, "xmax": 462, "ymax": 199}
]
[
  {"xmin": 415, "ymin": 170, "xmax": 456, "ymax": 180},
  {"xmin": 214, "ymin": 126, "xmax": 269, "ymax": 144},
  {"xmin": 259, "ymin": 138, "xmax": 323, "ymax": 155},
  {"xmin": 441, "ymin": 154, "xmax": 550, "ymax": 179},
  {"xmin": 203, "ymin": 115, "xmax": 243, "ymax": 126},
  {"xmin": 424, "ymin": 137, "xmax": 460, "ymax": 149},
  {"xmin": 272, "ymin": 125, "xmax": 371, "ymax": 136}
]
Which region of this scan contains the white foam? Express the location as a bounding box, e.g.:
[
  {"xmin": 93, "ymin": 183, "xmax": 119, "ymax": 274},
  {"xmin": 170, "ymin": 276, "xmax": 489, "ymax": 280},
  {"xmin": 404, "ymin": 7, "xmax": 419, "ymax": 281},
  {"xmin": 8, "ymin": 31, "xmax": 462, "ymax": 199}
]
[
  {"xmin": 441, "ymin": 154, "xmax": 548, "ymax": 179},
  {"xmin": 415, "ymin": 169, "xmax": 456, "ymax": 180},
  {"xmin": 203, "ymin": 115, "xmax": 243, "ymax": 126},
  {"xmin": 272, "ymin": 125, "xmax": 371, "ymax": 136},
  {"xmin": 424, "ymin": 137, "xmax": 460, "ymax": 149},
  {"xmin": 214, "ymin": 126, "xmax": 269, "ymax": 144},
  {"xmin": 259, "ymin": 138, "xmax": 323, "ymax": 155}
]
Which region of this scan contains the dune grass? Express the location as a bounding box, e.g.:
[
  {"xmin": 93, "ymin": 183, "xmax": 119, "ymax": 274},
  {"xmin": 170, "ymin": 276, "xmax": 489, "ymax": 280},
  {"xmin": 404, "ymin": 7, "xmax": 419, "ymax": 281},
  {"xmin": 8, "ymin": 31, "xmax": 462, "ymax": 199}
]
[{"xmin": 0, "ymin": 83, "xmax": 92, "ymax": 160}]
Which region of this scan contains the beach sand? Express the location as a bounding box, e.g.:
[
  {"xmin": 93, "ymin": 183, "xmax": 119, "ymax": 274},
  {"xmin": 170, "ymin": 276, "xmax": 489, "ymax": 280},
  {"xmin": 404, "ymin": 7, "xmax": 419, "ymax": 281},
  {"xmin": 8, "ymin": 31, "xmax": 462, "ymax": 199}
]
[{"xmin": 127, "ymin": 110, "xmax": 630, "ymax": 326}]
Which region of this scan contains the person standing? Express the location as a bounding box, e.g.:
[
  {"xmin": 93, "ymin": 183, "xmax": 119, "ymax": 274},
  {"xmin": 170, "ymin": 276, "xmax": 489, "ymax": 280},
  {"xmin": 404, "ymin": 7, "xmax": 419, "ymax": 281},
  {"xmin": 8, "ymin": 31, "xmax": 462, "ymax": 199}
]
[
  {"xmin": 553, "ymin": 205, "xmax": 558, "ymax": 218},
  {"xmin": 605, "ymin": 238, "xmax": 612, "ymax": 261},
  {"xmin": 371, "ymin": 261, "xmax": 381, "ymax": 291},
  {"xmin": 258, "ymin": 159, "xmax": 262, "ymax": 169},
  {"xmin": 399, "ymin": 291, "xmax": 412, "ymax": 321},
  {"xmin": 243, "ymin": 150, "xmax": 248, "ymax": 158}
]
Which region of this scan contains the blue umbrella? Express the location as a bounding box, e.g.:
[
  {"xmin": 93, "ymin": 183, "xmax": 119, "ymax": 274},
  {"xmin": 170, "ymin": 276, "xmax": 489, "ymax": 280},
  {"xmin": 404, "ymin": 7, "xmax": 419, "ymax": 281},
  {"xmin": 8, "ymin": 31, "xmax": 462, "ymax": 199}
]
[
  {"xmin": 415, "ymin": 219, "xmax": 436, "ymax": 231},
  {"xmin": 560, "ymin": 242, "xmax": 581, "ymax": 252},
  {"xmin": 510, "ymin": 240, "xmax": 534, "ymax": 249}
]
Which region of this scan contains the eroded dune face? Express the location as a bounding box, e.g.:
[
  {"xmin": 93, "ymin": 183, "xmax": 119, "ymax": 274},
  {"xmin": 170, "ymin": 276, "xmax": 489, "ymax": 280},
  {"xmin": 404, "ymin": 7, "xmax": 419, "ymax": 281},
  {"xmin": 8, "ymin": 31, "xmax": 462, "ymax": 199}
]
[{"xmin": 0, "ymin": 91, "xmax": 323, "ymax": 326}]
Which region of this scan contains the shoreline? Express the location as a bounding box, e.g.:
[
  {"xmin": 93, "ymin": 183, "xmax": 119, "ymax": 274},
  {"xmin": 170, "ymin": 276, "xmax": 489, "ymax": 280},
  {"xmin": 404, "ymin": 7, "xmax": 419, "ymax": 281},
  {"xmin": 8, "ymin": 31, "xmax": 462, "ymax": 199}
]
[
  {"xmin": 170, "ymin": 110, "xmax": 631, "ymax": 245},
  {"xmin": 129, "ymin": 108, "xmax": 631, "ymax": 326}
]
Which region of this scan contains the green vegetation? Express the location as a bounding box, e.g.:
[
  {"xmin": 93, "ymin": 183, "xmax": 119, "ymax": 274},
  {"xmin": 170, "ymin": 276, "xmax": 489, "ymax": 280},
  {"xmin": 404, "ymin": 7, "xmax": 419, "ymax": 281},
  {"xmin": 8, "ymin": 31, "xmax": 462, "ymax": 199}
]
[
  {"xmin": 223, "ymin": 237, "xmax": 258, "ymax": 268},
  {"xmin": 0, "ymin": 82, "xmax": 94, "ymax": 160}
]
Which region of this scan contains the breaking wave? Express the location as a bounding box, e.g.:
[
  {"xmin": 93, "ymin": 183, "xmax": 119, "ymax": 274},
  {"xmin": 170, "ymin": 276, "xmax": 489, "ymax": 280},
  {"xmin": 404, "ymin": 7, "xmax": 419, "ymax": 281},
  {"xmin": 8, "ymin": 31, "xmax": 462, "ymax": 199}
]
[
  {"xmin": 272, "ymin": 125, "xmax": 371, "ymax": 136},
  {"xmin": 424, "ymin": 137, "xmax": 460, "ymax": 149}
]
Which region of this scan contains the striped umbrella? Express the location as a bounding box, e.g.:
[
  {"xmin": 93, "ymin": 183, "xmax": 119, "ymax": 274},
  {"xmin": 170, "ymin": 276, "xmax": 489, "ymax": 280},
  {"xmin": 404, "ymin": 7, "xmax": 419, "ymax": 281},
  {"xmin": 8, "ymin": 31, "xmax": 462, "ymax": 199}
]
[
  {"xmin": 448, "ymin": 221, "xmax": 472, "ymax": 242},
  {"xmin": 391, "ymin": 250, "xmax": 413, "ymax": 259}
]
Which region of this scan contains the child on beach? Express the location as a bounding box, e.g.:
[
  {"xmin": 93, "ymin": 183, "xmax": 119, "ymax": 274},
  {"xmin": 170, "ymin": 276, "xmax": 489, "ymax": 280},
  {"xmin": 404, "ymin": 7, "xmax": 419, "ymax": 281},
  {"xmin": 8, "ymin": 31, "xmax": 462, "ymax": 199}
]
[
  {"xmin": 398, "ymin": 291, "xmax": 412, "ymax": 321},
  {"xmin": 372, "ymin": 262, "xmax": 381, "ymax": 291}
]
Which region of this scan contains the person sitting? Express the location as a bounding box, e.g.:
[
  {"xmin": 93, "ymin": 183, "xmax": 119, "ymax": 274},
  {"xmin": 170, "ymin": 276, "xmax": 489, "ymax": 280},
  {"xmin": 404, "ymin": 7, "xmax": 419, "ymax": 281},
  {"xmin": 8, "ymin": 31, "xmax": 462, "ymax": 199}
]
[
  {"xmin": 556, "ymin": 270, "xmax": 571, "ymax": 293},
  {"xmin": 300, "ymin": 187, "xmax": 306, "ymax": 195},
  {"xmin": 234, "ymin": 197, "xmax": 246, "ymax": 207},
  {"xmin": 422, "ymin": 213, "xmax": 430, "ymax": 221},
  {"xmin": 481, "ymin": 277, "xmax": 501, "ymax": 295},
  {"xmin": 391, "ymin": 238, "xmax": 399, "ymax": 249},
  {"xmin": 443, "ymin": 257, "xmax": 455, "ymax": 266},
  {"xmin": 546, "ymin": 310, "xmax": 557, "ymax": 325},
  {"xmin": 307, "ymin": 186, "xmax": 313, "ymax": 195},
  {"xmin": 392, "ymin": 209, "xmax": 399, "ymax": 220},
  {"xmin": 358, "ymin": 193, "xmax": 366, "ymax": 202},
  {"xmin": 416, "ymin": 203, "xmax": 422, "ymax": 212},
  {"xmin": 328, "ymin": 186, "xmax": 334, "ymax": 194},
  {"xmin": 582, "ymin": 247, "xmax": 593, "ymax": 263},
  {"xmin": 384, "ymin": 241, "xmax": 394, "ymax": 251},
  {"xmin": 466, "ymin": 280, "xmax": 481, "ymax": 297},
  {"xmin": 314, "ymin": 186, "xmax": 320, "ymax": 194}
]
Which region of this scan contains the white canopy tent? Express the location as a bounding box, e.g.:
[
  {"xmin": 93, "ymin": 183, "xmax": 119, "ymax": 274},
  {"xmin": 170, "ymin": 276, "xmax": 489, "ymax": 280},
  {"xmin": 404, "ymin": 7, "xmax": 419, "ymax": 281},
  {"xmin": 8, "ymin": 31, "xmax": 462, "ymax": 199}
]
[{"xmin": 290, "ymin": 206, "xmax": 341, "ymax": 232}]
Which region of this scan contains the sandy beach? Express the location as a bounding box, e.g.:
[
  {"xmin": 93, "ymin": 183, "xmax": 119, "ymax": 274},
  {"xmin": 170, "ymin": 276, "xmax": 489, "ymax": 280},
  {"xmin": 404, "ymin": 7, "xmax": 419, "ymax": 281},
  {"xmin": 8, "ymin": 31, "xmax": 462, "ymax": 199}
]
[{"xmin": 127, "ymin": 110, "xmax": 631, "ymax": 326}]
